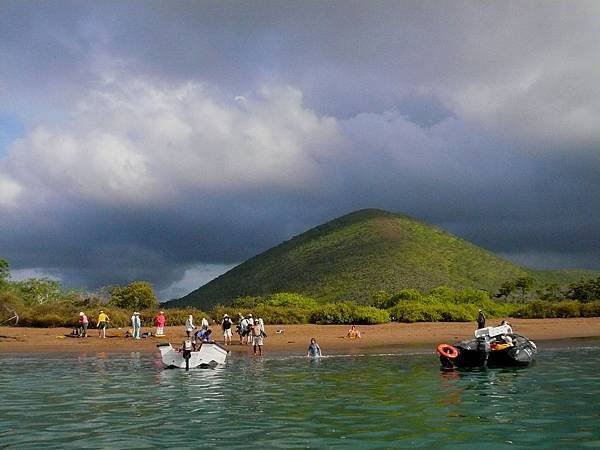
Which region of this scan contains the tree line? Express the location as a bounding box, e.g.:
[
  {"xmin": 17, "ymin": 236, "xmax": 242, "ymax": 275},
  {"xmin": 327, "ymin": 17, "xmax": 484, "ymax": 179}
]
[{"xmin": 1, "ymin": 258, "xmax": 600, "ymax": 327}]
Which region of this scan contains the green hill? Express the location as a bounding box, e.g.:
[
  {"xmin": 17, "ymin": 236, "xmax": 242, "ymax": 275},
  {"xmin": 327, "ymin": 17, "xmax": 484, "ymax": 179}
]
[{"xmin": 169, "ymin": 209, "xmax": 597, "ymax": 309}]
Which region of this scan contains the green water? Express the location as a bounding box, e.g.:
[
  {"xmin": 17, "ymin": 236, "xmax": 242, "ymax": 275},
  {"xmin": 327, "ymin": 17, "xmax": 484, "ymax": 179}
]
[{"xmin": 1, "ymin": 346, "xmax": 599, "ymax": 449}]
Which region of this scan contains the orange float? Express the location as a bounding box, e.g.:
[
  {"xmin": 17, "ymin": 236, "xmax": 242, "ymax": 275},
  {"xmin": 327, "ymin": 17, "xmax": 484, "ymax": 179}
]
[{"xmin": 437, "ymin": 343, "xmax": 459, "ymax": 359}]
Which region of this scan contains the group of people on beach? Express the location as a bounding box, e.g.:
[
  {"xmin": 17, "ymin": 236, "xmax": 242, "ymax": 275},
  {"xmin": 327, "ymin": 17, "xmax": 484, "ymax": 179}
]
[
  {"xmin": 183, "ymin": 313, "xmax": 268, "ymax": 355},
  {"xmin": 76, "ymin": 310, "xmax": 167, "ymax": 339},
  {"xmin": 75, "ymin": 309, "xmax": 364, "ymax": 359},
  {"xmin": 76, "ymin": 310, "xmax": 110, "ymax": 338}
]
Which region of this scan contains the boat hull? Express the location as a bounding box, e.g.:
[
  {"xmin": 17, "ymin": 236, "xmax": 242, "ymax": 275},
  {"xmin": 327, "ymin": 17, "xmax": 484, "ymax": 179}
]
[
  {"xmin": 158, "ymin": 343, "xmax": 229, "ymax": 369},
  {"xmin": 439, "ymin": 334, "xmax": 537, "ymax": 369}
]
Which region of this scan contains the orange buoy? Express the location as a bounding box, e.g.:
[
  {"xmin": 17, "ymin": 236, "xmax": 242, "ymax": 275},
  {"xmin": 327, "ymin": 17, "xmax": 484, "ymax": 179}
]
[{"xmin": 437, "ymin": 343, "xmax": 459, "ymax": 359}]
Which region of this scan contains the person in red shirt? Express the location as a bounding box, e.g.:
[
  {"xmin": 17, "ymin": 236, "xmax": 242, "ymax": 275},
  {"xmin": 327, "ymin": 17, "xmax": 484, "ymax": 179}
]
[{"xmin": 155, "ymin": 311, "xmax": 166, "ymax": 336}]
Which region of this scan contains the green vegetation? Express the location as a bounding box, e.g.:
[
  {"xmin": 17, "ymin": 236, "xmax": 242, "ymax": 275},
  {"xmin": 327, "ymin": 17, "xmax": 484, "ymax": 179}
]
[
  {"xmin": 171, "ymin": 209, "xmax": 598, "ymax": 310},
  {"xmin": 0, "ymin": 259, "xmax": 208, "ymax": 328},
  {"xmin": 2, "ymin": 254, "xmax": 600, "ymax": 329},
  {"xmin": 109, "ymin": 281, "xmax": 159, "ymax": 310}
]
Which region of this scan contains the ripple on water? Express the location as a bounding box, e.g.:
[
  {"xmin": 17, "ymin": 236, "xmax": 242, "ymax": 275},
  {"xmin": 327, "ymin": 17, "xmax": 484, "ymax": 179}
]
[{"xmin": 1, "ymin": 348, "xmax": 600, "ymax": 448}]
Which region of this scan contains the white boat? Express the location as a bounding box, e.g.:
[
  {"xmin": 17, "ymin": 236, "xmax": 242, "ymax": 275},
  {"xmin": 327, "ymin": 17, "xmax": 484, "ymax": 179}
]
[{"xmin": 157, "ymin": 342, "xmax": 229, "ymax": 369}]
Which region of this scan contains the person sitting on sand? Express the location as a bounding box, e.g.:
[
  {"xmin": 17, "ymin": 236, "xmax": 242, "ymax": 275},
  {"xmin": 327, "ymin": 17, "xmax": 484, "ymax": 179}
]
[
  {"xmin": 307, "ymin": 338, "xmax": 322, "ymax": 358},
  {"xmin": 346, "ymin": 325, "xmax": 361, "ymax": 339},
  {"xmin": 97, "ymin": 310, "xmax": 110, "ymax": 339}
]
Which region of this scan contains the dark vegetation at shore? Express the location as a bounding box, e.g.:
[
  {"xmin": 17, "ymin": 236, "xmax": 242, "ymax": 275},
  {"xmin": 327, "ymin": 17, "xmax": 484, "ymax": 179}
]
[
  {"xmin": 2, "ymin": 259, "xmax": 599, "ymax": 328},
  {"xmin": 172, "ymin": 209, "xmax": 597, "ymax": 310}
]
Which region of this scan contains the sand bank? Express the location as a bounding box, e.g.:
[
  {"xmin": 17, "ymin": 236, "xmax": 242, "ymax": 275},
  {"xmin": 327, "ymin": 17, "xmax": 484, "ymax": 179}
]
[{"xmin": 1, "ymin": 318, "xmax": 600, "ymax": 355}]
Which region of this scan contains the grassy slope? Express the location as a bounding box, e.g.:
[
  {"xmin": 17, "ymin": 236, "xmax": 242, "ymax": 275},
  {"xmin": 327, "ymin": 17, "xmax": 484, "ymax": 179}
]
[{"xmin": 171, "ymin": 209, "xmax": 597, "ymax": 310}]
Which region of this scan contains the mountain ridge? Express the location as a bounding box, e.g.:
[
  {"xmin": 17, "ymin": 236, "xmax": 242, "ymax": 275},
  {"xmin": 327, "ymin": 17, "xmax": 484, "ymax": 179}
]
[{"xmin": 169, "ymin": 209, "xmax": 597, "ymax": 309}]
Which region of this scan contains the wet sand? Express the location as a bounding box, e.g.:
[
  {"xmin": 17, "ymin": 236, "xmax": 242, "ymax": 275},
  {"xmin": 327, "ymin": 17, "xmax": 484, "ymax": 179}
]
[{"xmin": 1, "ymin": 317, "xmax": 600, "ymax": 355}]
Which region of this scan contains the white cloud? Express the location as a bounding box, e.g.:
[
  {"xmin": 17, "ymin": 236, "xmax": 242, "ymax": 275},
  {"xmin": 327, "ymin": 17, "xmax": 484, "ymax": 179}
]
[
  {"xmin": 0, "ymin": 75, "xmax": 344, "ymax": 210},
  {"xmin": 0, "ymin": 174, "xmax": 21, "ymax": 208}
]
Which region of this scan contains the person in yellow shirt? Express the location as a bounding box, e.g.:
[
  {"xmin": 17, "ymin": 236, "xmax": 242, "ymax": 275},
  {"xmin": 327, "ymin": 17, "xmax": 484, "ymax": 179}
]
[{"xmin": 97, "ymin": 310, "xmax": 110, "ymax": 338}]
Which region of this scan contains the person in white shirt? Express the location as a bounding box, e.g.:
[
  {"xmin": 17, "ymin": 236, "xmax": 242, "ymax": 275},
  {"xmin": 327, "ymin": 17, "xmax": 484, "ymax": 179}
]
[
  {"xmin": 258, "ymin": 317, "xmax": 265, "ymax": 333},
  {"xmin": 185, "ymin": 315, "xmax": 195, "ymax": 338},
  {"xmin": 240, "ymin": 316, "xmax": 249, "ymax": 345},
  {"xmin": 131, "ymin": 312, "xmax": 141, "ymax": 339},
  {"xmin": 201, "ymin": 317, "xmax": 209, "ymax": 330}
]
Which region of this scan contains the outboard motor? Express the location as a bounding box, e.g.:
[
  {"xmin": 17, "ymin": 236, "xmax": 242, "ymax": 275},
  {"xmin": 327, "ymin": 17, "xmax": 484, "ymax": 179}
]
[{"xmin": 477, "ymin": 336, "xmax": 491, "ymax": 366}]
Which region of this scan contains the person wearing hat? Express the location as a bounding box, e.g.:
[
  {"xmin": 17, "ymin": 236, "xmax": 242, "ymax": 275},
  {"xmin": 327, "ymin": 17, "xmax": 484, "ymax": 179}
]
[
  {"xmin": 239, "ymin": 315, "xmax": 250, "ymax": 345},
  {"xmin": 250, "ymin": 318, "xmax": 267, "ymax": 356},
  {"xmin": 97, "ymin": 310, "xmax": 110, "ymax": 338},
  {"xmin": 131, "ymin": 312, "xmax": 141, "ymax": 340},
  {"xmin": 78, "ymin": 312, "xmax": 89, "ymax": 338},
  {"xmin": 221, "ymin": 313, "xmax": 233, "ymax": 345},
  {"xmin": 155, "ymin": 310, "xmax": 166, "ymax": 337}
]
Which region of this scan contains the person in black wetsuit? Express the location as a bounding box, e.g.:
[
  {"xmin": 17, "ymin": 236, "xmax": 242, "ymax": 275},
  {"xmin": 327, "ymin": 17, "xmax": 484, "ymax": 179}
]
[{"xmin": 477, "ymin": 309, "xmax": 486, "ymax": 329}]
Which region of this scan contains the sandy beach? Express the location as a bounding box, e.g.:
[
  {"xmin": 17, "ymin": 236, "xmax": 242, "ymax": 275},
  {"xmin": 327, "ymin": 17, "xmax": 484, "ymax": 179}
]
[{"xmin": 1, "ymin": 317, "xmax": 600, "ymax": 355}]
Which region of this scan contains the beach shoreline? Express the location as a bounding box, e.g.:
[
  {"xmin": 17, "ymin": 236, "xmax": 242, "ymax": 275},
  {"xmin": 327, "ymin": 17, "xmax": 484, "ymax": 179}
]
[{"xmin": 2, "ymin": 317, "xmax": 600, "ymax": 356}]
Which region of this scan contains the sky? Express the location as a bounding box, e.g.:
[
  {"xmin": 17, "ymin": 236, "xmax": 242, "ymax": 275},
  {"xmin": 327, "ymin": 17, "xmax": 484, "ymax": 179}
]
[{"xmin": 1, "ymin": 1, "xmax": 599, "ymax": 300}]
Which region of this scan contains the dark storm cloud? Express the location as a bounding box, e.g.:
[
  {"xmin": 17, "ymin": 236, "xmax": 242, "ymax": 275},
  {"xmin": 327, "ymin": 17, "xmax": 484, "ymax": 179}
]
[{"xmin": 1, "ymin": 1, "xmax": 599, "ymax": 298}]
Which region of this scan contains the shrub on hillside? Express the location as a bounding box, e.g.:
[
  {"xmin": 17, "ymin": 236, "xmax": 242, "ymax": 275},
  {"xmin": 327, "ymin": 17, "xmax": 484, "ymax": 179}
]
[
  {"xmin": 109, "ymin": 281, "xmax": 159, "ymax": 310},
  {"xmin": 375, "ymin": 289, "xmax": 423, "ymax": 309},
  {"xmin": 310, "ymin": 303, "xmax": 390, "ymax": 325},
  {"xmin": 513, "ymin": 300, "xmax": 581, "ymax": 319},
  {"xmin": 581, "ymin": 301, "xmax": 600, "ymax": 317},
  {"xmin": 232, "ymin": 296, "xmax": 262, "ymax": 308},
  {"xmin": 211, "ymin": 304, "xmax": 310, "ymax": 325},
  {"xmin": 264, "ymin": 292, "xmax": 319, "ymax": 309},
  {"xmin": 351, "ymin": 305, "xmax": 391, "ymax": 324},
  {"xmin": 389, "ymin": 301, "xmax": 442, "ymax": 323},
  {"xmin": 435, "ymin": 302, "xmax": 476, "ymax": 322},
  {"xmin": 255, "ymin": 305, "xmax": 311, "ymax": 324}
]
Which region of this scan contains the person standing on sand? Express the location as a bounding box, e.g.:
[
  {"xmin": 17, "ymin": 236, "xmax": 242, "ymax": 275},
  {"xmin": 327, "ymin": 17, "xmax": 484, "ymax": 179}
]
[
  {"xmin": 132, "ymin": 312, "xmax": 141, "ymax": 339},
  {"xmin": 97, "ymin": 310, "xmax": 110, "ymax": 338},
  {"xmin": 201, "ymin": 317, "xmax": 209, "ymax": 331},
  {"xmin": 185, "ymin": 315, "xmax": 195, "ymax": 338},
  {"xmin": 155, "ymin": 311, "xmax": 166, "ymax": 336},
  {"xmin": 240, "ymin": 315, "xmax": 250, "ymax": 345},
  {"xmin": 78, "ymin": 312, "xmax": 89, "ymax": 338},
  {"xmin": 221, "ymin": 314, "xmax": 233, "ymax": 345},
  {"xmin": 250, "ymin": 320, "xmax": 267, "ymax": 356},
  {"xmin": 307, "ymin": 338, "xmax": 322, "ymax": 358},
  {"xmin": 477, "ymin": 309, "xmax": 486, "ymax": 329}
]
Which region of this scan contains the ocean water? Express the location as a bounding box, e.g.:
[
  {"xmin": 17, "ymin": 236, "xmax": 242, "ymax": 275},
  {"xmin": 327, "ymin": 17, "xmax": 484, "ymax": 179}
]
[{"xmin": 1, "ymin": 345, "xmax": 599, "ymax": 449}]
